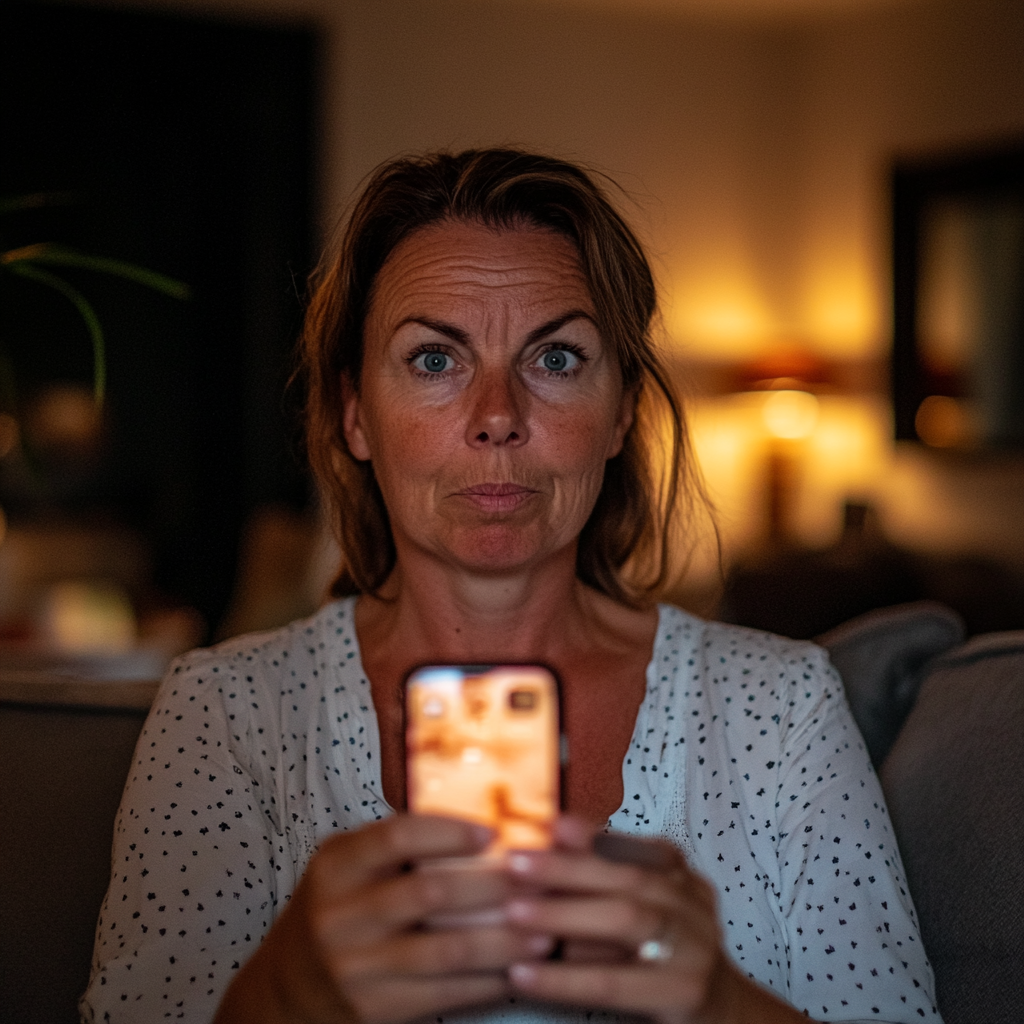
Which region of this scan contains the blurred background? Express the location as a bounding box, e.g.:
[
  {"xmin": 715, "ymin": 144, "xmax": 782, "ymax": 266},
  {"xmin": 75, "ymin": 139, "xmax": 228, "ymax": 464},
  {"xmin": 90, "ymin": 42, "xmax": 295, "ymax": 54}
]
[{"xmin": 0, "ymin": 0, "xmax": 1021, "ymax": 678}]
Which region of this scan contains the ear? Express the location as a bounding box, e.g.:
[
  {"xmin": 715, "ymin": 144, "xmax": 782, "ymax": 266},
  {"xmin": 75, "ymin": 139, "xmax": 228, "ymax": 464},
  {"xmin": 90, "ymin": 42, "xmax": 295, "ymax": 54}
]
[
  {"xmin": 341, "ymin": 373, "xmax": 372, "ymax": 461},
  {"xmin": 607, "ymin": 384, "xmax": 637, "ymax": 460}
]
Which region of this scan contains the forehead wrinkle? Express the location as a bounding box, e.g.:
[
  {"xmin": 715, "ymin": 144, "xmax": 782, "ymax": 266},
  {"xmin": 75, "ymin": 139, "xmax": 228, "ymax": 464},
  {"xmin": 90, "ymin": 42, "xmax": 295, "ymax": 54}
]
[
  {"xmin": 378, "ymin": 224, "xmax": 586, "ymax": 291},
  {"xmin": 379, "ymin": 279, "xmax": 592, "ymax": 341},
  {"xmin": 385, "ymin": 260, "xmax": 585, "ymax": 298},
  {"xmin": 366, "ymin": 221, "xmax": 596, "ymax": 348},
  {"xmin": 370, "ymin": 262, "xmax": 586, "ymax": 338}
]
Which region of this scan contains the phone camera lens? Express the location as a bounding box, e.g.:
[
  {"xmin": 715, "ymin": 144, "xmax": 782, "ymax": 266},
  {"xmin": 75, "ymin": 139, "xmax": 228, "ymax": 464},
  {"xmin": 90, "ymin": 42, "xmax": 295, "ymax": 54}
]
[{"xmin": 509, "ymin": 689, "xmax": 536, "ymax": 710}]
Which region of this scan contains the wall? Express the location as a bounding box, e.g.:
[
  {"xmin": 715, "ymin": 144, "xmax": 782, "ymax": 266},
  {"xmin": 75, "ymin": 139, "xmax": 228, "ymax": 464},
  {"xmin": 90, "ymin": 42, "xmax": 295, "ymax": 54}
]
[
  {"xmin": 342, "ymin": 0, "xmax": 1024, "ymax": 574},
  {"xmin": 60, "ymin": 0, "xmax": 1024, "ymax": 571},
  {"xmin": 335, "ymin": 0, "xmax": 808, "ymax": 356},
  {"xmin": 69, "ymin": 0, "xmax": 1024, "ymax": 360},
  {"xmin": 796, "ymin": 0, "xmax": 1024, "ymax": 360},
  {"xmin": 795, "ymin": 0, "xmax": 1024, "ymax": 567}
]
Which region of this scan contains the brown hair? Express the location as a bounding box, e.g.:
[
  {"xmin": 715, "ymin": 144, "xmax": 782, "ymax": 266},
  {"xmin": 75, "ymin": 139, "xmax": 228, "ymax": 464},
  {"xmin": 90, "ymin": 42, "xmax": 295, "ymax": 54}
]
[{"xmin": 300, "ymin": 148, "xmax": 705, "ymax": 605}]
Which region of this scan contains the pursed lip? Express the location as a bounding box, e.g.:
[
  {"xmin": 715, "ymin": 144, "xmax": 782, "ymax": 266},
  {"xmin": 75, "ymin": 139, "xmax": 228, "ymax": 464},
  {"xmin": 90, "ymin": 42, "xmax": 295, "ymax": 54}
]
[{"xmin": 452, "ymin": 482, "xmax": 539, "ymax": 513}]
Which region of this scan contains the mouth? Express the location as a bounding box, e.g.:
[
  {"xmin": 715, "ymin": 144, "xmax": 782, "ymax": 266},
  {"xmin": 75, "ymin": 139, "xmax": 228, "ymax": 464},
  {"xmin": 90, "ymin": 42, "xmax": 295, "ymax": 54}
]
[{"xmin": 453, "ymin": 482, "xmax": 538, "ymax": 513}]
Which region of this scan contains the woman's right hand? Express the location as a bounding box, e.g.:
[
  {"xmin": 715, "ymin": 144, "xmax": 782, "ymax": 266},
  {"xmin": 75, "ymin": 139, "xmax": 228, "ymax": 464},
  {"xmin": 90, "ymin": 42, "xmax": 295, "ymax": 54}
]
[{"xmin": 214, "ymin": 815, "xmax": 553, "ymax": 1024}]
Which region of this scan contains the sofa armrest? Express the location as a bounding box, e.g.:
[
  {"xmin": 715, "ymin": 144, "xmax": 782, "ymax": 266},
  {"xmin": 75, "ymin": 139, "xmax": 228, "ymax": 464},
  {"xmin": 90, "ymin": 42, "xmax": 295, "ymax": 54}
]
[
  {"xmin": 880, "ymin": 631, "xmax": 1024, "ymax": 1023},
  {"xmin": 817, "ymin": 600, "xmax": 965, "ymax": 765}
]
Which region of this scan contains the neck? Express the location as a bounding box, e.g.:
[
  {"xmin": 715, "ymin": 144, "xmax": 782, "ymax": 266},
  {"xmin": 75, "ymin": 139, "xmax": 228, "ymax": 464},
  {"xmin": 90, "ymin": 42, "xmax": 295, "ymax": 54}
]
[{"xmin": 357, "ymin": 542, "xmax": 599, "ymax": 667}]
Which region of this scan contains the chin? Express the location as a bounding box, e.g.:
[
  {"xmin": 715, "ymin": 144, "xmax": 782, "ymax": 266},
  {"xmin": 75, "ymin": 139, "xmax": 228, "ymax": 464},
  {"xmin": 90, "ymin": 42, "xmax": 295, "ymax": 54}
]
[{"xmin": 441, "ymin": 523, "xmax": 560, "ymax": 574}]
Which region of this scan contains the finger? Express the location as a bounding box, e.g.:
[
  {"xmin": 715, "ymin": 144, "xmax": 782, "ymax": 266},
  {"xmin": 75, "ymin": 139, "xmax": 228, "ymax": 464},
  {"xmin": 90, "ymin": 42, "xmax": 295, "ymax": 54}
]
[
  {"xmin": 552, "ymin": 819, "xmax": 680, "ymax": 872},
  {"xmin": 552, "ymin": 814, "xmax": 600, "ymax": 852},
  {"xmin": 592, "ymin": 832, "xmax": 680, "ymax": 870},
  {"xmin": 338, "ymin": 925, "xmax": 555, "ymax": 980},
  {"xmin": 561, "ymin": 938, "xmax": 632, "ymax": 964},
  {"xmin": 349, "ymin": 973, "xmax": 510, "ymax": 1024},
  {"xmin": 509, "ymin": 961, "xmax": 713, "ymax": 1017},
  {"xmin": 507, "ymin": 895, "xmax": 667, "ymax": 948},
  {"xmin": 310, "ymin": 814, "xmax": 493, "ymax": 894},
  {"xmin": 316, "ymin": 863, "xmax": 514, "ymax": 946},
  {"xmin": 508, "ymin": 849, "xmax": 687, "ymax": 906},
  {"xmin": 507, "ymin": 888, "xmax": 722, "ymax": 962}
]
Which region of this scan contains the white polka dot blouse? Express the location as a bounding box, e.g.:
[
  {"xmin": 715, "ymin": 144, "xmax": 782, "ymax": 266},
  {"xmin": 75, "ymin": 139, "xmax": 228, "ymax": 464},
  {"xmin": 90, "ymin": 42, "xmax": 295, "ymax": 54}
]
[{"xmin": 81, "ymin": 599, "xmax": 940, "ymax": 1023}]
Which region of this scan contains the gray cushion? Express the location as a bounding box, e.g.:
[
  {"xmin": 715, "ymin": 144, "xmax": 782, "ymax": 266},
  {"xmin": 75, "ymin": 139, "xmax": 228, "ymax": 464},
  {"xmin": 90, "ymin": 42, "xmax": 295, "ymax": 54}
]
[
  {"xmin": 0, "ymin": 678, "xmax": 153, "ymax": 1024},
  {"xmin": 880, "ymin": 632, "xmax": 1024, "ymax": 1024},
  {"xmin": 817, "ymin": 601, "xmax": 965, "ymax": 765}
]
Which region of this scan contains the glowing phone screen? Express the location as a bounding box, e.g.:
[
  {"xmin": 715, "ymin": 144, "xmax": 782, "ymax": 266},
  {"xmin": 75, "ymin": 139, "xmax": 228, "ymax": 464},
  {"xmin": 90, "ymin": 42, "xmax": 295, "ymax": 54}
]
[{"xmin": 406, "ymin": 665, "xmax": 560, "ymax": 856}]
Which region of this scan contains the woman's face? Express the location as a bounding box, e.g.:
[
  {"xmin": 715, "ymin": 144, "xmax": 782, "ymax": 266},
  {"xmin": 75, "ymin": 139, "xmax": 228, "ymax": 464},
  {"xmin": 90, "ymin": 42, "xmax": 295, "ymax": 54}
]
[{"xmin": 344, "ymin": 218, "xmax": 633, "ymax": 577}]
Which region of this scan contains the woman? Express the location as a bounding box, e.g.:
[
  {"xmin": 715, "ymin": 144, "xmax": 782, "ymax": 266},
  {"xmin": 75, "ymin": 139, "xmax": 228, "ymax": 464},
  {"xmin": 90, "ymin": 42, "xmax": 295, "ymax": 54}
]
[{"xmin": 82, "ymin": 150, "xmax": 938, "ymax": 1024}]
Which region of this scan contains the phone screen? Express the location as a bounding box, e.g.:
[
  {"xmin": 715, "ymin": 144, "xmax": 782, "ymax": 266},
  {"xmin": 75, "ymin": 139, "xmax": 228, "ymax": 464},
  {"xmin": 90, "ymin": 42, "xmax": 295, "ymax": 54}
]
[{"xmin": 406, "ymin": 665, "xmax": 560, "ymax": 857}]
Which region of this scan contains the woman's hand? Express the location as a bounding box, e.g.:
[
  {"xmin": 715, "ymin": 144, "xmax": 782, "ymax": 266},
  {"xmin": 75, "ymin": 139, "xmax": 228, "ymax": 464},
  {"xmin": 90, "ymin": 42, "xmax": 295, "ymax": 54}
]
[
  {"xmin": 503, "ymin": 816, "xmax": 809, "ymax": 1024},
  {"xmin": 214, "ymin": 814, "xmax": 553, "ymax": 1024}
]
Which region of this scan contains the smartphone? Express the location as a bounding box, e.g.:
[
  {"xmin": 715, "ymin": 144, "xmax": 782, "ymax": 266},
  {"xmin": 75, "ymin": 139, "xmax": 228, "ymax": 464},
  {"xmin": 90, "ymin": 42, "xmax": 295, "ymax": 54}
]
[{"xmin": 406, "ymin": 664, "xmax": 561, "ymax": 859}]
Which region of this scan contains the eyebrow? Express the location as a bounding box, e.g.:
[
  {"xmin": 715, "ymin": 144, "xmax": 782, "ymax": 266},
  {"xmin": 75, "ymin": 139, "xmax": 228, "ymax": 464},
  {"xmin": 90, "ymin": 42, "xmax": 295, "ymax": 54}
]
[
  {"xmin": 396, "ymin": 310, "xmax": 595, "ymax": 346},
  {"xmin": 527, "ymin": 311, "xmax": 595, "ymax": 344}
]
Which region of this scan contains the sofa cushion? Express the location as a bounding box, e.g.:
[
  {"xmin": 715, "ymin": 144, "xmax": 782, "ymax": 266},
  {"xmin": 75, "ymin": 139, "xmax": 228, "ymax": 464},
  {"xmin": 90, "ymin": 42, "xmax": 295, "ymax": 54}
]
[
  {"xmin": 0, "ymin": 677, "xmax": 154, "ymax": 1024},
  {"xmin": 880, "ymin": 631, "xmax": 1024, "ymax": 1024},
  {"xmin": 817, "ymin": 600, "xmax": 965, "ymax": 765}
]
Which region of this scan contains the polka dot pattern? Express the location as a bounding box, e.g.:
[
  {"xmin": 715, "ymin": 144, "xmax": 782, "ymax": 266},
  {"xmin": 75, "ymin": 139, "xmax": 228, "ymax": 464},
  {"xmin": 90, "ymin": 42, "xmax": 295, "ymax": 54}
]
[{"xmin": 81, "ymin": 601, "xmax": 939, "ymax": 1024}]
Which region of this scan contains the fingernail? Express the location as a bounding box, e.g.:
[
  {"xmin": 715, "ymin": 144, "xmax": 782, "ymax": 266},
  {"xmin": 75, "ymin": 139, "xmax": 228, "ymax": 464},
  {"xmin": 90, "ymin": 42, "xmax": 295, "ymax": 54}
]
[
  {"xmin": 507, "ymin": 852, "xmax": 534, "ymax": 873},
  {"xmin": 505, "ymin": 899, "xmax": 535, "ymax": 922},
  {"xmin": 509, "ymin": 963, "xmax": 539, "ymax": 986},
  {"xmin": 526, "ymin": 934, "xmax": 555, "ymax": 955}
]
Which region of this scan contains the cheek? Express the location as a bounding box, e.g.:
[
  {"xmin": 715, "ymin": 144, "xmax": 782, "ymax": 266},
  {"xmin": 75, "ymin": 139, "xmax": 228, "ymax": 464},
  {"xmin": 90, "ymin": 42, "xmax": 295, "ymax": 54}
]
[
  {"xmin": 360, "ymin": 380, "xmax": 623, "ymax": 483},
  {"xmin": 541, "ymin": 402, "xmax": 624, "ymax": 471},
  {"xmin": 363, "ymin": 400, "xmax": 457, "ymax": 476}
]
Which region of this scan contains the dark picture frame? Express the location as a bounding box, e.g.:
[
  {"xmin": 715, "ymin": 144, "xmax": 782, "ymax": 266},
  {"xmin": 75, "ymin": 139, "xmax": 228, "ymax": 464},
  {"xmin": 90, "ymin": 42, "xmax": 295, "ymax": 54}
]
[{"xmin": 892, "ymin": 139, "xmax": 1024, "ymax": 451}]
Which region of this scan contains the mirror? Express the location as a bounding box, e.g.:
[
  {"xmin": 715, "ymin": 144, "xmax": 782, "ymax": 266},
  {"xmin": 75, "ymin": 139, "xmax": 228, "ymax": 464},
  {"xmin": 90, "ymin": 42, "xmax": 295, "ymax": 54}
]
[{"xmin": 892, "ymin": 140, "xmax": 1024, "ymax": 451}]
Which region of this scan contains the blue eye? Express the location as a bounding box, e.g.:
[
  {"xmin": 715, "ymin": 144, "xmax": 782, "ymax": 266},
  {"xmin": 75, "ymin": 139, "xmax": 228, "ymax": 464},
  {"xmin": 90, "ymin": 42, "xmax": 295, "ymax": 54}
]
[
  {"xmin": 539, "ymin": 348, "xmax": 580, "ymax": 373},
  {"xmin": 413, "ymin": 351, "xmax": 452, "ymax": 374}
]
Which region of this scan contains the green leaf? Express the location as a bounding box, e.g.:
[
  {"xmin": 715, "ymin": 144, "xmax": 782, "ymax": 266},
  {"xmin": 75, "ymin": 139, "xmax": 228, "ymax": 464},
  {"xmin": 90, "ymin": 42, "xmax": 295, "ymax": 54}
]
[
  {"xmin": 0, "ymin": 192, "xmax": 75, "ymax": 216},
  {"xmin": 8, "ymin": 262, "xmax": 107, "ymax": 406},
  {"xmin": 3, "ymin": 243, "xmax": 190, "ymax": 300}
]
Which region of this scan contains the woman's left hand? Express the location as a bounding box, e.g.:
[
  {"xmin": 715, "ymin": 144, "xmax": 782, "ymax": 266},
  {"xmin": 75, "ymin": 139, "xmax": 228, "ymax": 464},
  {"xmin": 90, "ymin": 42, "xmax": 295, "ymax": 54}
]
[{"xmin": 503, "ymin": 816, "xmax": 808, "ymax": 1024}]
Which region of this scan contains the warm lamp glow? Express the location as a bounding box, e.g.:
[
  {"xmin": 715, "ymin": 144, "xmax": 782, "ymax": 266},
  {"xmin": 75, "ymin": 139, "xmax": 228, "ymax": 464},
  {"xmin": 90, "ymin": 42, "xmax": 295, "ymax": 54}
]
[
  {"xmin": 43, "ymin": 580, "xmax": 136, "ymax": 655},
  {"xmin": 688, "ymin": 394, "xmax": 892, "ymax": 552},
  {"xmin": 806, "ymin": 400, "xmax": 885, "ymax": 486},
  {"xmin": 687, "ymin": 304, "xmax": 764, "ymax": 340},
  {"xmin": 800, "ymin": 256, "xmax": 880, "ymax": 359},
  {"xmin": 796, "ymin": 397, "xmax": 891, "ymax": 543},
  {"xmin": 667, "ymin": 273, "xmax": 773, "ymax": 359},
  {"xmin": 915, "ymin": 395, "xmax": 972, "ymax": 448},
  {"xmin": 762, "ymin": 390, "xmax": 819, "ymax": 440},
  {"xmin": 687, "ymin": 395, "xmax": 770, "ymax": 559},
  {"xmin": 665, "ymin": 245, "xmax": 881, "ymax": 364}
]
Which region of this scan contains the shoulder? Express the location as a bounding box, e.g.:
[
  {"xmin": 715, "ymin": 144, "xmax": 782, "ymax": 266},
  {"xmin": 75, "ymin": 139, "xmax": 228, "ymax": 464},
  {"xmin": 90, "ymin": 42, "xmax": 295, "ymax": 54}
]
[
  {"xmin": 149, "ymin": 599, "xmax": 360, "ymax": 741},
  {"xmin": 167, "ymin": 598, "xmax": 358, "ymax": 684},
  {"xmin": 653, "ymin": 605, "xmax": 843, "ymax": 727},
  {"xmin": 655, "ymin": 604, "xmax": 834, "ymax": 669},
  {"xmin": 136, "ymin": 600, "xmax": 362, "ymax": 811}
]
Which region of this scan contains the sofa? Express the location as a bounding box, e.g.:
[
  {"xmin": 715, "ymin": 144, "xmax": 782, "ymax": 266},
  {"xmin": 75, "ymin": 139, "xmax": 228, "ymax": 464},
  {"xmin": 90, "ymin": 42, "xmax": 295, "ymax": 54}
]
[
  {"xmin": 1, "ymin": 602, "xmax": 1021, "ymax": 1023},
  {"xmin": 818, "ymin": 603, "xmax": 1024, "ymax": 1023},
  {"xmin": 0, "ymin": 676, "xmax": 157, "ymax": 1024}
]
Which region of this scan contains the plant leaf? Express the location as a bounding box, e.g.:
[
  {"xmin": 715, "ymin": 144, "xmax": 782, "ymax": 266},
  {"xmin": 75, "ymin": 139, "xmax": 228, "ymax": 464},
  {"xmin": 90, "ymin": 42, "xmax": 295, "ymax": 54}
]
[
  {"xmin": 2, "ymin": 243, "xmax": 57, "ymax": 263},
  {"xmin": 0, "ymin": 192, "xmax": 75, "ymax": 216},
  {"xmin": 3, "ymin": 243, "xmax": 190, "ymax": 300},
  {"xmin": 8, "ymin": 262, "xmax": 107, "ymax": 406}
]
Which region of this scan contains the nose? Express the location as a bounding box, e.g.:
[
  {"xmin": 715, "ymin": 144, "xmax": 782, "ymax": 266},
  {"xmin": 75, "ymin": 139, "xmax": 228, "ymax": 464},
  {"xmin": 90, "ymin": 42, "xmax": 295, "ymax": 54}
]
[{"xmin": 465, "ymin": 368, "xmax": 529, "ymax": 448}]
